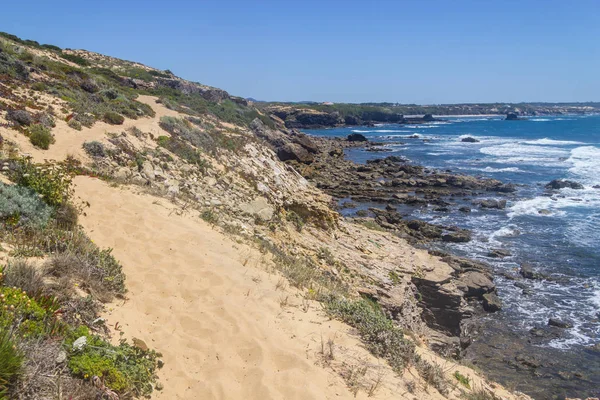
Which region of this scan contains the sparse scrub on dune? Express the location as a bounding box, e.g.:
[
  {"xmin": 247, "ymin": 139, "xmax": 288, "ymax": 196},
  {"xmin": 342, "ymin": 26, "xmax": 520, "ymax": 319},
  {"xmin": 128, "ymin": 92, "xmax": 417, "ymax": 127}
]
[
  {"xmin": 28, "ymin": 124, "xmax": 55, "ymax": 149},
  {"xmin": 159, "ymin": 116, "xmax": 216, "ymax": 151},
  {"xmin": 156, "ymin": 135, "xmax": 210, "ymax": 170},
  {"xmin": 324, "ymin": 296, "xmax": 416, "ymax": 373},
  {"xmin": 6, "ymin": 109, "xmax": 33, "ymax": 126},
  {"xmin": 67, "ymin": 118, "xmax": 82, "ymax": 130},
  {"xmin": 59, "ymin": 53, "xmax": 90, "ymax": 67}
]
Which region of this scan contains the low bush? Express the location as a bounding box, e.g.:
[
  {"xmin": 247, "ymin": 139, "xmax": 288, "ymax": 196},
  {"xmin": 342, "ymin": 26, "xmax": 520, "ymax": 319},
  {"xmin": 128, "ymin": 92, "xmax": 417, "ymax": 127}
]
[
  {"xmin": 82, "ymin": 141, "xmax": 106, "ymax": 157},
  {"xmin": 159, "ymin": 116, "xmax": 215, "ymax": 150},
  {"xmin": 28, "ymin": 124, "xmax": 55, "ymax": 149},
  {"xmin": 0, "ymin": 182, "xmax": 53, "ymax": 227},
  {"xmin": 6, "ymin": 109, "xmax": 32, "ymax": 126},
  {"xmin": 324, "ymin": 296, "xmax": 415, "ymax": 373},
  {"xmin": 60, "ymin": 53, "xmax": 90, "ymax": 67},
  {"xmin": 156, "ymin": 135, "xmax": 208, "ymax": 169},
  {"xmin": 103, "ymin": 111, "xmax": 124, "ymax": 125},
  {"xmin": 8, "ymin": 159, "xmax": 73, "ymax": 206},
  {"xmin": 286, "ymin": 211, "xmax": 304, "ymax": 232},
  {"xmin": 0, "ymin": 332, "xmax": 23, "ymax": 398},
  {"xmin": 65, "ymin": 326, "xmax": 161, "ymax": 397}
]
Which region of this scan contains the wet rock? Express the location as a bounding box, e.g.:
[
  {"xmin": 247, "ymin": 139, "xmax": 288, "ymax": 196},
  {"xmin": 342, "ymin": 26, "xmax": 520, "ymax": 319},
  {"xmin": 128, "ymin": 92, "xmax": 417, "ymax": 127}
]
[
  {"xmin": 514, "ymin": 281, "xmax": 529, "ymax": 290},
  {"xmin": 385, "ymin": 204, "xmax": 396, "ymax": 211},
  {"xmin": 442, "ymin": 230, "xmax": 471, "ymax": 243},
  {"xmin": 341, "ymin": 201, "xmax": 357, "ymax": 209},
  {"xmin": 488, "ymin": 249, "xmax": 511, "ymax": 258},
  {"xmin": 520, "ymin": 263, "xmax": 544, "ymax": 280},
  {"xmin": 459, "ymin": 206, "xmax": 471, "ymax": 213},
  {"xmin": 461, "ymin": 136, "xmax": 480, "ymax": 143},
  {"xmin": 482, "ymin": 292, "xmax": 502, "ymax": 312},
  {"xmin": 538, "ymin": 209, "xmax": 552, "ymax": 215},
  {"xmin": 347, "ymin": 133, "xmax": 368, "ymax": 142},
  {"xmin": 355, "ymin": 210, "xmax": 368, "ymax": 217},
  {"xmin": 515, "ymin": 355, "xmax": 541, "ymax": 368},
  {"xmin": 548, "ymin": 318, "xmax": 573, "ymax": 329},
  {"xmin": 477, "ymin": 199, "xmax": 507, "ymax": 209},
  {"xmin": 505, "ymin": 112, "xmax": 520, "ymax": 121},
  {"xmin": 545, "ymin": 179, "xmax": 584, "ymax": 190}
]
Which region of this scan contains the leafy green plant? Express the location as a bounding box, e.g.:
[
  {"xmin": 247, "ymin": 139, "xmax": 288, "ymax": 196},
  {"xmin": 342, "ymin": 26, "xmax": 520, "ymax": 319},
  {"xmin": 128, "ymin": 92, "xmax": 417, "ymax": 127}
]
[
  {"xmin": 8, "ymin": 159, "xmax": 73, "ymax": 206},
  {"xmin": 28, "ymin": 124, "xmax": 55, "ymax": 149},
  {"xmin": 0, "ymin": 331, "xmax": 23, "ymax": 399},
  {"xmin": 0, "ymin": 287, "xmax": 56, "ymax": 338},
  {"xmin": 60, "ymin": 53, "xmax": 90, "ymax": 66},
  {"xmin": 454, "ymin": 370, "xmax": 470, "ymax": 388},
  {"xmin": 65, "ymin": 326, "xmax": 161, "ymax": 396}
]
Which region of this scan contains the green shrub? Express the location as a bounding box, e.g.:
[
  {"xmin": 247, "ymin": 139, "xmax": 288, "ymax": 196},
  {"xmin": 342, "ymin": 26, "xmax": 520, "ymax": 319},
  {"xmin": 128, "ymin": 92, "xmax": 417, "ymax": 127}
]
[
  {"xmin": 41, "ymin": 44, "xmax": 61, "ymax": 52},
  {"xmin": 66, "ymin": 326, "xmax": 161, "ymax": 396},
  {"xmin": 0, "ymin": 182, "xmax": 53, "ymax": 227},
  {"xmin": 60, "ymin": 53, "xmax": 90, "ymax": 67},
  {"xmin": 103, "ymin": 112, "xmax": 124, "ymax": 125},
  {"xmin": 67, "ymin": 118, "xmax": 82, "ymax": 131},
  {"xmin": 6, "ymin": 109, "xmax": 32, "ymax": 126},
  {"xmin": 28, "ymin": 124, "xmax": 55, "ymax": 149},
  {"xmin": 324, "ymin": 296, "xmax": 415, "ymax": 372},
  {"xmin": 0, "ymin": 332, "xmax": 23, "ymax": 398},
  {"xmin": 0, "ymin": 286, "xmax": 56, "ymax": 338},
  {"xmin": 82, "ymin": 141, "xmax": 106, "ymax": 157},
  {"xmin": 31, "ymin": 82, "xmax": 47, "ymax": 92},
  {"xmin": 8, "ymin": 159, "xmax": 73, "ymax": 206},
  {"xmin": 156, "ymin": 135, "xmax": 208, "ymax": 169}
]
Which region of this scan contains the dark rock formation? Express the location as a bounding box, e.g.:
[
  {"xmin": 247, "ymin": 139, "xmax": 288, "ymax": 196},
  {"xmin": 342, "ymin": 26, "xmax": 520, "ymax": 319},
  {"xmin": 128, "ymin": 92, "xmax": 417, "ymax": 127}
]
[
  {"xmin": 520, "ymin": 263, "xmax": 544, "ymax": 280},
  {"xmin": 506, "ymin": 112, "xmax": 520, "ymax": 121},
  {"xmin": 545, "ymin": 179, "xmax": 584, "ymax": 190},
  {"xmin": 476, "ymin": 199, "xmax": 507, "ymax": 209},
  {"xmin": 461, "ymin": 137, "xmax": 480, "ymax": 143},
  {"xmin": 488, "ymin": 249, "xmax": 511, "ymax": 258},
  {"xmin": 456, "ymin": 271, "xmax": 495, "ymax": 297},
  {"xmin": 548, "ymin": 318, "xmax": 573, "ymax": 329},
  {"xmin": 482, "ymin": 292, "xmax": 502, "ymax": 312},
  {"xmin": 347, "ymin": 133, "xmax": 368, "ymax": 142}
]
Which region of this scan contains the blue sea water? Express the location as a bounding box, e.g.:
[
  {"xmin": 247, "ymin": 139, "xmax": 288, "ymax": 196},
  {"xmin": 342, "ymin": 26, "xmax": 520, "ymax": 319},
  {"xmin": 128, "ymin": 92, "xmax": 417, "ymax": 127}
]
[{"xmin": 304, "ymin": 115, "xmax": 600, "ymax": 352}]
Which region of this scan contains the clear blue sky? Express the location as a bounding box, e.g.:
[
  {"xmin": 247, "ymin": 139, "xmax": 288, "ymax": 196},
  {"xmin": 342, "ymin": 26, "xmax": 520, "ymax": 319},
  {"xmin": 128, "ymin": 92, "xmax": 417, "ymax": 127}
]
[{"xmin": 3, "ymin": 0, "xmax": 599, "ymax": 103}]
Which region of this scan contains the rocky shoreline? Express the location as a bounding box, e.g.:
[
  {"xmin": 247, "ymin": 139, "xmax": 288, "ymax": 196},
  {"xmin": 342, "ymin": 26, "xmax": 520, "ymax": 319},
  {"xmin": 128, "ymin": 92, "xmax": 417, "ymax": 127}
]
[{"xmin": 249, "ymin": 118, "xmax": 600, "ymax": 399}]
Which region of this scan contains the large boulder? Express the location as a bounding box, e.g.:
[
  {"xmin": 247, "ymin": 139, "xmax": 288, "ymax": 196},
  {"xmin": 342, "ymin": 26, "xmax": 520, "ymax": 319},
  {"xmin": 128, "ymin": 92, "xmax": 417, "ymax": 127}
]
[
  {"xmin": 545, "ymin": 179, "xmax": 584, "ymax": 190},
  {"xmin": 461, "ymin": 136, "xmax": 480, "ymax": 143},
  {"xmin": 456, "ymin": 271, "xmax": 495, "ymax": 297},
  {"xmin": 482, "ymin": 292, "xmax": 502, "ymax": 312},
  {"xmin": 505, "ymin": 112, "xmax": 520, "ymax": 121},
  {"xmin": 442, "ymin": 230, "xmax": 471, "ymax": 243},
  {"xmin": 277, "ymin": 143, "xmax": 314, "ymax": 164}
]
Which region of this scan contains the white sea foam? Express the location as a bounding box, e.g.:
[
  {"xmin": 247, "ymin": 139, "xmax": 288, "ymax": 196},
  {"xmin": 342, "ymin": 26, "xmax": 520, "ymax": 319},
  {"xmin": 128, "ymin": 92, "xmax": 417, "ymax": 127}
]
[
  {"xmin": 479, "ymin": 143, "xmax": 570, "ymax": 167},
  {"xmin": 567, "ymin": 146, "xmax": 600, "ymax": 185},
  {"xmin": 351, "ymin": 130, "xmax": 371, "ymax": 133},
  {"xmin": 481, "ymin": 166, "xmax": 523, "ymax": 173},
  {"xmin": 404, "ymin": 125, "xmax": 440, "ymax": 129},
  {"xmin": 524, "ymin": 138, "xmax": 585, "ymax": 146},
  {"xmin": 530, "ymin": 118, "xmax": 551, "ymax": 122}
]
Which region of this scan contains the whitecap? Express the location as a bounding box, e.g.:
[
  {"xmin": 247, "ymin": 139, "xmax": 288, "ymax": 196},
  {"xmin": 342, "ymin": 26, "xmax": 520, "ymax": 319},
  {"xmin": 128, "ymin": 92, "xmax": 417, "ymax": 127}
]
[
  {"xmin": 530, "ymin": 118, "xmax": 551, "ymax": 122},
  {"xmin": 351, "ymin": 130, "xmax": 371, "ymax": 133},
  {"xmin": 567, "ymin": 146, "xmax": 600, "ymax": 185},
  {"xmin": 524, "ymin": 138, "xmax": 585, "ymax": 146},
  {"xmin": 481, "ymin": 166, "xmax": 524, "ymax": 173}
]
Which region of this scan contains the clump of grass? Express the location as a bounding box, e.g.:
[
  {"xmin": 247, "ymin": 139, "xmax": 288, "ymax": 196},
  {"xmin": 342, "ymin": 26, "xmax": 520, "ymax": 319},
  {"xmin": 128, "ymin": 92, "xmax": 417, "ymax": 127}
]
[
  {"xmin": 454, "ymin": 370, "xmax": 470, "ymax": 389},
  {"xmin": 103, "ymin": 111, "xmax": 124, "ymax": 125},
  {"xmin": 2, "ymin": 260, "xmax": 46, "ymax": 297},
  {"xmin": 317, "ymin": 247, "xmax": 335, "ymax": 265},
  {"xmin": 200, "ymin": 209, "xmax": 219, "ymax": 225},
  {"xmin": 65, "ymin": 326, "xmax": 161, "ymax": 397},
  {"xmin": 464, "ymin": 388, "xmax": 498, "ymax": 400},
  {"xmin": 54, "ymin": 202, "xmax": 79, "ymax": 230},
  {"xmin": 28, "ymin": 124, "xmax": 55, "ymax": 149},
  {"xmin": 323, "ymin": 296, "xmax": 415, "ymax": 373},
  {"xmin": 0, "ymin": 332, "xmax": 24, "ymax": 398},
  {"xmin": 286, "ymin": 211, "xmax": 304, "ymax": 232}
]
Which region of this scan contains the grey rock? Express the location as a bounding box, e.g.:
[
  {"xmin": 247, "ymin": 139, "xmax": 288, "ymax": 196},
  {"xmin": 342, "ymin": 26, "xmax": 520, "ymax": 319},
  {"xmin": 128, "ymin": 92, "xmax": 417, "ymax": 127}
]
[
  {"xmin": 482, "ymin": 292, "xmax": 502, "ymax": 312},
  {"xmin": 545, "ymin": 179, "xmax": 584, "ymax": 190},
  {"xmin": 548, "ymin": 318, "xmax": 573, "ymax": 329}
]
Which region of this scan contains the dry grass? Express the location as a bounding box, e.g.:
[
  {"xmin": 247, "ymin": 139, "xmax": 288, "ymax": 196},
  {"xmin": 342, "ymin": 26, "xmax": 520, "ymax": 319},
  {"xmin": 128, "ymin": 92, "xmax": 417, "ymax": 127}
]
[{"xmin": 3, "ymin": 259, "xmax": 46, "ymax": 296}]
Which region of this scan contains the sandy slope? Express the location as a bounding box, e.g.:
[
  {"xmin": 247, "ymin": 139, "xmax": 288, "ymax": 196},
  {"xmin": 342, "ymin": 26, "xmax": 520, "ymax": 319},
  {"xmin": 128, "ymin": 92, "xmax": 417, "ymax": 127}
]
[
  {"xmin": 75, "ymin": 176, "xmax": 428, "ymax": 400},
  {"xmin": 4, "ymin": 95, "xmax": 178, "ymax": 163}
]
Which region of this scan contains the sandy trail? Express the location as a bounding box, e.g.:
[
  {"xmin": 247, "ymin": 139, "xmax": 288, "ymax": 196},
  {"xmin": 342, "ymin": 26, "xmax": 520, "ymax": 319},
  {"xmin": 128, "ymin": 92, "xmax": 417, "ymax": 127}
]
[{"xmin": 74, "ymin": 176, "xmax": 417, "ymax": 400}]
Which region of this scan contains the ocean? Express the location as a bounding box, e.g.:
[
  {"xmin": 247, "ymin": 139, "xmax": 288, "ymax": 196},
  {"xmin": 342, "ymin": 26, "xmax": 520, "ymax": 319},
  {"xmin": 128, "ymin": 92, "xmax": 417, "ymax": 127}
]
[{"xmin": 304, "ymin": 115, "xmax": 600, "ymax": 398}]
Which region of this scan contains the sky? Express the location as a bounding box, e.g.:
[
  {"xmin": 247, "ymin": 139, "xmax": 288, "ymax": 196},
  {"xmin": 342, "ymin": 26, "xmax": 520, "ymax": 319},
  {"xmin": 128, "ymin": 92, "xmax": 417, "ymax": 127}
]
[{"xmin": 2, "ymin": 0, "xmax": 599, "ymax": 104}]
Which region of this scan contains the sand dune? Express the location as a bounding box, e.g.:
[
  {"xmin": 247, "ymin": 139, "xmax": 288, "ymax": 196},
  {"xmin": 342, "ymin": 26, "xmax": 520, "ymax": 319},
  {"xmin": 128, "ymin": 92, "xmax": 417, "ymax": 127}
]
[{"xmin": 74, "ymin": 176, "xmax": 421, "ymax": 400}]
